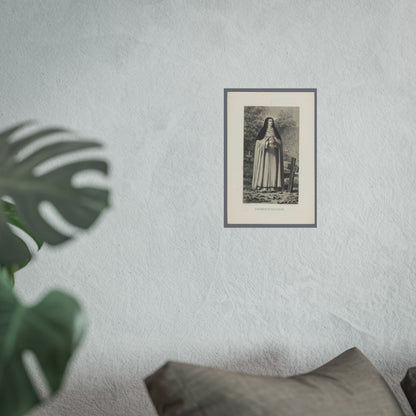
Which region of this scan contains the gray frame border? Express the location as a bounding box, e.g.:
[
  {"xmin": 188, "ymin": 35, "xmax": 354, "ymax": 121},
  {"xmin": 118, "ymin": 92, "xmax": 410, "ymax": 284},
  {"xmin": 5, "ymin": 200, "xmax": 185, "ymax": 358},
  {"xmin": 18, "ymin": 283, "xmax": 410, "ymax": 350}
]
[{"xmin": 224, "ymin": 88, "xmax": 317, "ymax": 228}]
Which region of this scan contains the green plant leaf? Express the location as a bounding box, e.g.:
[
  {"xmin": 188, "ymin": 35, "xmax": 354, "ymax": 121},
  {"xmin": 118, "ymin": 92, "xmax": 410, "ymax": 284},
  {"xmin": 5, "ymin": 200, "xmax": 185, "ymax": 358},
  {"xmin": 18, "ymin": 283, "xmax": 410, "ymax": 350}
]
[
  {"xmin": 0, "ymin": 274, "xmax": 86, "ymax": 416},
  {"xmin": 0, "ymin": 265, "xmax": 14, "ymax": 288},
  {"xmin": 0, "ymin": 122, "xmax": 109, "ymax": 269},
  {"xmin": 0, "ymin": 208, "xmax": 32, "ymax": 270},
  {"xmin": 2, "ymin": 200, "xmax": 43, "ymax": 250}
]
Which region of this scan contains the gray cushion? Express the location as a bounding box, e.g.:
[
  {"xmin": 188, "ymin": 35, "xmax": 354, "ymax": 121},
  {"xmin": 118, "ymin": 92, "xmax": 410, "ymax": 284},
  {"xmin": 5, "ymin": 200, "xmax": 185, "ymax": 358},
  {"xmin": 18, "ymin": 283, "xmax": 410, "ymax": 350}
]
[
  {"xmin": 145, "ymin": 348, "xmax": 404, "ymax": 415},
  {"xmin": 401, "ymin": 367, "xmax": 416, "ymax": 414}
]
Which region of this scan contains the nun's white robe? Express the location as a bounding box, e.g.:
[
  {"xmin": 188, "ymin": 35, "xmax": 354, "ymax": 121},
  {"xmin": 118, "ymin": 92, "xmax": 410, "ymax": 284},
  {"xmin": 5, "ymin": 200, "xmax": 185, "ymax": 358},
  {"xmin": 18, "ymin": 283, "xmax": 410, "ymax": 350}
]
[{"xmin": 251, "ymin": 128, "xmax": 283, "ymax": 190}]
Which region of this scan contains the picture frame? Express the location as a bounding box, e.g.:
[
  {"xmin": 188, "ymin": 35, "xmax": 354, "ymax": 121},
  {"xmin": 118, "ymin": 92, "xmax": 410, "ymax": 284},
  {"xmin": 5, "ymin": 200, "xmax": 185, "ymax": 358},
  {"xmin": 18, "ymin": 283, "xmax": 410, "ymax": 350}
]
[{"xmin": 224, "ymin": 88, "xmax": 317, "ymax": 228}]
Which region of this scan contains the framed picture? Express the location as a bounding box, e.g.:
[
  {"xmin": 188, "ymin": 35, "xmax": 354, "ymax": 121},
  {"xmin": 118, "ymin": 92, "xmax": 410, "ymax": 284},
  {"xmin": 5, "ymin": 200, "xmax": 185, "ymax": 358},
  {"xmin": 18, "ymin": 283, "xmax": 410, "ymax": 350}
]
[{"xmin": 224, "ymin": 88, "xmax": 317, "ymax": 227}]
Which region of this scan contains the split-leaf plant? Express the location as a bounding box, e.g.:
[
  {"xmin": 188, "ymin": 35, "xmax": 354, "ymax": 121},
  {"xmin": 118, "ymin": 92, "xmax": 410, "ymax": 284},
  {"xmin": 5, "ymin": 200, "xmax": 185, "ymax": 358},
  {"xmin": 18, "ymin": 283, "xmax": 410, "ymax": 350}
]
[{"xmin": 0, "ymin": 122, "xmax": 109, "ymax": 416}]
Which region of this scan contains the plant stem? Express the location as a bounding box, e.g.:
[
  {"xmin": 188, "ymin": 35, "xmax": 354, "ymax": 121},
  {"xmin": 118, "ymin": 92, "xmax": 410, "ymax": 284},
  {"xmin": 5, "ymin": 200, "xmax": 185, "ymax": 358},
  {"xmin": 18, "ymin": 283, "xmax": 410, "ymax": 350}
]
[{"xmin": 0, "ymin": 266, "xmax": 15, "ymax": 288}]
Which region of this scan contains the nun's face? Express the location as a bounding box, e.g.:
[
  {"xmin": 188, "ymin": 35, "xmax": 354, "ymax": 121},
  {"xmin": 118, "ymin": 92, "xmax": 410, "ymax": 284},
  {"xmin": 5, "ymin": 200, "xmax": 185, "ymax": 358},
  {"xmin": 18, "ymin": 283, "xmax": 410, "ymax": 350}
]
[{"xmin": 267, "ymin": 119, "xmax": 273, "ymax": 127}]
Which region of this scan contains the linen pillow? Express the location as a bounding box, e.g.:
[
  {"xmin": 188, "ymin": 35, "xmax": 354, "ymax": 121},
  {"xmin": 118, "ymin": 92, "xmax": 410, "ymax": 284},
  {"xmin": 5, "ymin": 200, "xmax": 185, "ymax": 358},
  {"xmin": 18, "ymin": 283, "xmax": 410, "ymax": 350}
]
[
  {"xmin": 145, "ymin": 347, "xmax": 404, "ymax": 416},
  {"xmin": 401, "ymin": 367, "xmax": 416, "ymax": 414}
]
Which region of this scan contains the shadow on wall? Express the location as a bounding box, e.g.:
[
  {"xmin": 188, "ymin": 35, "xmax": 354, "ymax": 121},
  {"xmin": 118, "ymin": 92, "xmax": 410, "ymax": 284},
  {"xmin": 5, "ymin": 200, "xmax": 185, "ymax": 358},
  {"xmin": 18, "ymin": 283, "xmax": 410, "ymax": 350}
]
[
  {"xmin": 29, "ymin": 377, "xmax": 155, "ymax": 416},
  {"xmin": 29, "ymin": 347, "xmax": 414, "ymax": 416},
  {"xmin": 28, "ymin": 347, "xmax": 291, "ymax": 416}
]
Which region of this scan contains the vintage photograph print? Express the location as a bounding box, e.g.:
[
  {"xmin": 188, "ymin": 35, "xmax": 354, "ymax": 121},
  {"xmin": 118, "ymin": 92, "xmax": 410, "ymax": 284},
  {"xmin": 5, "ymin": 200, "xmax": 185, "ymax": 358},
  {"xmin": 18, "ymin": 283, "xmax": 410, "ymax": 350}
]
[
  {"xmin": 225, "ymin": 89, "xmax": 316, "ymax": 227},
  {"xmin": 244, "ymin": 106, "xmax": 299, "ymax": 204}
]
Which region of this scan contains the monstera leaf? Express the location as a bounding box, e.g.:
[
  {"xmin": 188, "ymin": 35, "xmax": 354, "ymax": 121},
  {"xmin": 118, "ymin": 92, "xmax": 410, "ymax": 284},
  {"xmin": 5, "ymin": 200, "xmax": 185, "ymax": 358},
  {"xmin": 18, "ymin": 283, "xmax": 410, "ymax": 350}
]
[
  {"xmin": 2, "ymin": 200, "xmax": 42, "ymax": 250},
  {"xmin": 0, "ymin": 122, "xmax": 109, "ymax": 269},
  {"xmin": 1, "ymin": 200, "xmax": 43, "ymax": 284},
  {"xmin": 0, "ymin": 273, "xmax": 86, "ymax": 416}
]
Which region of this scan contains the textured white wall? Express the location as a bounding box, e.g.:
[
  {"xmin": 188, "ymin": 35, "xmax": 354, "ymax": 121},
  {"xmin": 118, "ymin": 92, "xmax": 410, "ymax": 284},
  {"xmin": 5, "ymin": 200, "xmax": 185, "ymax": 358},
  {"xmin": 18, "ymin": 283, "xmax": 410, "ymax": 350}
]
[{"xmin": 1, "ymin": 0, "xmax": 416, "ymax": 414}]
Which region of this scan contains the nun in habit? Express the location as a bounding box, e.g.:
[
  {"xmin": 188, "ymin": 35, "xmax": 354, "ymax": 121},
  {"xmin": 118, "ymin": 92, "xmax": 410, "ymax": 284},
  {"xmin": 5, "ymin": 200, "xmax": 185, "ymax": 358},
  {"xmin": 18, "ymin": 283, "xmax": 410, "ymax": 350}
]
[{"xmin": 252, "ymin": 117, "xmax": 284, "ymax": 191}]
